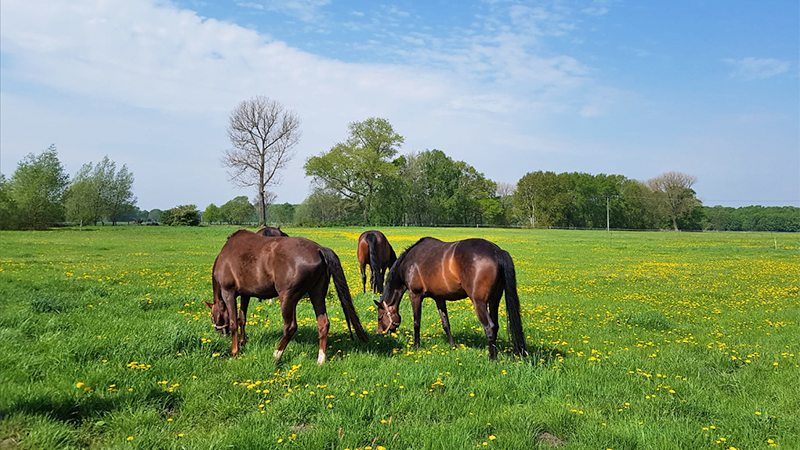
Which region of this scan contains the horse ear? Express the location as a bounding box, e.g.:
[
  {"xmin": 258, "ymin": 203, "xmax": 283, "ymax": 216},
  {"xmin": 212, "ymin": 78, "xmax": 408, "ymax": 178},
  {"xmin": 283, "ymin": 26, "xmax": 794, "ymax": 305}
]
[
  {"xmin": 203, "ymin": 300, "xmax": 213, "ymax": 309},
  {"xmin": 373, "ymin": 299, "xmax": 382, "ymax": 309}
]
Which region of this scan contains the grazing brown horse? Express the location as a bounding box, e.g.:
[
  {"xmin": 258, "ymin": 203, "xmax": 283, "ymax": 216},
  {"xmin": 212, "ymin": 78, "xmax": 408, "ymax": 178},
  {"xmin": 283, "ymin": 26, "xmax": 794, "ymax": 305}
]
[
  {"xmin": 375, "ymin": 237, "xmax": 527, "ymax": 360},
  {"xmin": 357, "ymin": 230, "xmax": 397, "ymax": 294},
  {"xmin": 259, "ymin": 226, "xmax": 289, "ymax": 237},
  {"xmin": 206, "ymin": 230, "xmax": 368, "ymax": 364}
]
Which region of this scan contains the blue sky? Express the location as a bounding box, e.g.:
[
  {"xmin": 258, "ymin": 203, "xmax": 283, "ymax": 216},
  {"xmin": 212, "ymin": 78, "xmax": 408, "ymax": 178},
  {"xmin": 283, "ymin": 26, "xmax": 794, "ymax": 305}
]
[{"xmin": 1, "ymin": 0, "xmax": 797, "ymax": 210}]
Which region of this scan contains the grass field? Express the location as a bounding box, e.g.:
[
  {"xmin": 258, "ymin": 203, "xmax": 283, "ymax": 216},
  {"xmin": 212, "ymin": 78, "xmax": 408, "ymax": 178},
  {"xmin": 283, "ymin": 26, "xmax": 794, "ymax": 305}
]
[{"xmin": 1, "ymin": 226, "xmax": 798, "ymax": 450}]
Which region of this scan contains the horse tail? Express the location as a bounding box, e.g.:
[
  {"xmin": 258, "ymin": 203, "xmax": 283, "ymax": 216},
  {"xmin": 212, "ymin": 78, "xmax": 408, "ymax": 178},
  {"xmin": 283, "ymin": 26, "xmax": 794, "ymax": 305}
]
[
  {"xmin": 365, "ymin": 233, "xmax": 382, "ymax": 293},
  {"xmin": 498, "ymin": 250, "xmax": 528, "ymax": 357},
  {"xmin": 319, "ymin": 247, "xmax": 369, "ymax": 343}
]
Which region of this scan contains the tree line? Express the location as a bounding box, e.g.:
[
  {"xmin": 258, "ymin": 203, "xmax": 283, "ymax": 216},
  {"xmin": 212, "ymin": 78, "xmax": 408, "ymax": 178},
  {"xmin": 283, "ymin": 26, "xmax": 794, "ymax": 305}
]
[
  {"xmin": 3, "ymin": 121, "xmax": 797, "ymax": 233},
  {"xmin": 0, "ymin": 145, "xmax": 137, "ymax": 230}
]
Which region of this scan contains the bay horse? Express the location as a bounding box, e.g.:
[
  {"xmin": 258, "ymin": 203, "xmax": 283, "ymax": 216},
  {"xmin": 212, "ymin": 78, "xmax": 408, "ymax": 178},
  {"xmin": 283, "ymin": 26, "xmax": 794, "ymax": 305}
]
[
  {"xmin": 357, "ymin": 230, "xmax": 397, "ymax": 294},
  {"xmin": 205, "ymin": 230, "xmax": 368, "ymax": 364},
  {"xmin": 375, "ymin": 237, "xmax": 527, "ymax": 360},
  {"xmin": 259, "ymin": 226, "xmax": 288, "ymax": 237}
]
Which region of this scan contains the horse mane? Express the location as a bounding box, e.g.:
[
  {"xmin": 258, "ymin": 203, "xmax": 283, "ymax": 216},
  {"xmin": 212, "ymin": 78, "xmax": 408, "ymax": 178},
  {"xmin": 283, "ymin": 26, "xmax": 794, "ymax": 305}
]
[{"xmin": 382, "ymin": 237, "xmax": 433, "ymax": 305}]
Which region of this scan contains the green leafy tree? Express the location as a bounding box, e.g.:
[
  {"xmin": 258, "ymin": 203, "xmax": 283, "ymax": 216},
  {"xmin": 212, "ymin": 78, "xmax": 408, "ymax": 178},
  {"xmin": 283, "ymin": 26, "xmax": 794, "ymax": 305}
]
[
  {"xmin": 105, "ymin": 163, "xmax": 136, "ymax": 225},
  {"xmin": 63, "ymin": 156, "xmax": 136, "ymax": 226},
  {"xmin": 159, "ymin": 209, "xmax": 173, "ymax": 225},
  {"xmin": 619, "ymin": 179, "xmax": 659, "ymax": 229},
  {"xmin": 203, "ymin": 204, "xmax": 222, "ymax": 224},
  {"xmin": 304, "ymin": 117, "xmax": 404, "ymax": 223},
  {"xmin": 514, "ymin": 171, "xmax": 565, "ymax": 227},
  {"xmin": 163, "ymin": 205, "xmax": 200, "ymax": 226},
  {"xmin": 220, "ymin": 196, "xmax": 256, "ymax": 225},
  {"xmin": 64, "ymin": 164, "xmax": 100, "ymax": 229},
  {"xmin": 0, "ymin": 174, "xmax": 20, "ymax": 230},
  {"xmin": 268, "ymin": 202, "xmax": 296, "ymax": 225},
  {"xmin": 447, "ymin": 162, "xmax": 498, "ymax": 225},
  {"xmin": 295, "ymin": 190, "xmax": 354, "ymax": 225},
  {"xmin": 148, "ymin": 209, "xmax": 163, "ymax": 223},
  {"xmin": 7, "ymin": 145, "xmax": 69, "ymax": 229}
]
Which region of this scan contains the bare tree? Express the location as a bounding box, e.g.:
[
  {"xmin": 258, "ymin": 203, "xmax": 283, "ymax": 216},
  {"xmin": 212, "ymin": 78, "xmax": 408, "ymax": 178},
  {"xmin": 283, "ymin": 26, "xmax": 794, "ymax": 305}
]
[
  {"xmin": 496, "ymin": 182, "xmax": 516, "ymax": 198},
  {"xmin": 223, "ymin": 96, "xmax": 301, "ymax": 226},
  {"xmin": 647, "ymin": 171, "xmax": 700, "ymax": 231}
]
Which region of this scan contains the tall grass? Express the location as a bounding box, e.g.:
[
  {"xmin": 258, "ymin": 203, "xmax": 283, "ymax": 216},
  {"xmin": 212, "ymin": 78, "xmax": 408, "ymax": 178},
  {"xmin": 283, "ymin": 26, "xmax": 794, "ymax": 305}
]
[{"xmin": 1, "ymin": 226, "xmax": 797, "ymax": 449}]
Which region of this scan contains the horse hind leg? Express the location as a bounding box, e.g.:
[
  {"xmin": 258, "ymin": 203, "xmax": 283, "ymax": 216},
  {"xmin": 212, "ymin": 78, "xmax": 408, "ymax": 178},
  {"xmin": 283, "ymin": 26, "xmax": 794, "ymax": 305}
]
[
  {"xmin": 309, "ymin": 281, "xmax": 331, "ymax": 365},
  {"xmin": 274, "ymin": 291, "xmax": 302, "ymax": 363},
  {"xmin": 435, "ymin": 299, "xmax": 456, "ymax": 349},
  {"xmin": 360, "ymin": 262, "xmax": 367, "ymax": 293},
  {"xmin": 371, "ymin": 266, "xmax": 380, "ymax": 294},
  {"xmin": 472, "ymin": 298, "xmax": 499, "ymax": 360}
]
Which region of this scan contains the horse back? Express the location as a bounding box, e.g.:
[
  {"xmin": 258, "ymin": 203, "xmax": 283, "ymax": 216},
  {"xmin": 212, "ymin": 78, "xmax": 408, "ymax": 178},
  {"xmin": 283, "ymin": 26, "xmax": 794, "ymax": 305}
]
[
  {"xmin": 214, "ymin": 231, "xmax": 326, "ymax": 297},
  {"xmin": 403, "ymin": 238, "xmax": 501, "ymax": 300}
]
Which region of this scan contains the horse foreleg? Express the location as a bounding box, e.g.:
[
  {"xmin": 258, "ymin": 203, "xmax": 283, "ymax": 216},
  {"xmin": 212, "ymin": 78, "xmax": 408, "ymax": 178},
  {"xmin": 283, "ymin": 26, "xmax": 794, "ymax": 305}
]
[
  {"xmin": 238, "ymin": 296, "xmax": 250, "ymax": 346},
  {"xmin": 274, "ymin": 293, "xmax": 300, "ymax": 363},
  {"xmin": 221, "ymin": 290, "xmax": 240, "ymax": 357},
  {"xmin": 435, "ymin": 299, "xmax": 456, "ymax": 349},
  {"xmin": 410, "ymin": 292, "xmax": 423, "ymax": 349},
  {"xmin": 472, "ymin": 300, "xmax": 498, "ymax": 360}
]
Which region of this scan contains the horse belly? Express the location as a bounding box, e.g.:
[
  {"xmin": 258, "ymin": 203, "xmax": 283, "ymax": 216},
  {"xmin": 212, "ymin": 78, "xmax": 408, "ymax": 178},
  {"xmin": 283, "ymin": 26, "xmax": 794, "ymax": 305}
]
[
  {"xmin": 425, "ymin": 286, "xmax": 467, "ymax": 302},
  {"xmin": 241, "ymin": 285, "xmax": 278, "ymax": 299}
]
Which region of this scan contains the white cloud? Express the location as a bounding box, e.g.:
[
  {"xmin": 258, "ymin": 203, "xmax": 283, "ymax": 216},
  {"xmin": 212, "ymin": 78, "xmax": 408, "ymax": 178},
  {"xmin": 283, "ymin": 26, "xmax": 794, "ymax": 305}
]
[
  {"xmin": 724, "ymin": 57, "xmax": 791, "ymax": 80},
  {"xmin": 0, "ymin": 0, "xmax": 617, "ymax": 209},
  {"xmin": 237, "ymin": 2, "xmax": 265, "ymax": 11}
]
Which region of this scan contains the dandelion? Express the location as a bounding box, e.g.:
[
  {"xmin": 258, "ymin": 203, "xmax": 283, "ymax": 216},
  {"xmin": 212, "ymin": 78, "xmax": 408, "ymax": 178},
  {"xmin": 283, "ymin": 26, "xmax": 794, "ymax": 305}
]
[
  {"xmin": 76, "ymin": 382, "xmax": 84, "ymax": 389},
  {"xmin": 126, "ymin": 436, "xmax": 133, "ymax": 441},
  {"xmin": 489, "ymin": 435, "xmax": 497, "ymax": 440},
  {"xmin": 755, "ymin": 411, "xmax": 761, "ymax": 415}
]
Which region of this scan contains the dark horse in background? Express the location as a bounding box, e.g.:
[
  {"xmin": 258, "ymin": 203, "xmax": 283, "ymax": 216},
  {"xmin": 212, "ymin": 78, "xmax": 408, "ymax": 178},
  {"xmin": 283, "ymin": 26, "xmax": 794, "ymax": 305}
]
[
  {"xmin": 259, "ymin": 226, "xmax": 289, "ymax": 237},
  {"xmin": 357, "ymin": 230, "xmax": 397, "ymax": 294},
  {"xmin": 206, "ymin": 230, "xmax": 368, "ymax": 364},
  {"xmin": 375, "ymin": 237, "xmax": 527, "ymax": 360}
]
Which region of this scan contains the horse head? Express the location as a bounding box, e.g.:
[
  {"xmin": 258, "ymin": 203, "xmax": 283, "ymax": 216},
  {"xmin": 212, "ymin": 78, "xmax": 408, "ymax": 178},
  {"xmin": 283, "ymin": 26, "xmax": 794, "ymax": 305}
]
[
  {"xmin": 203, "ymin": 300, "xmax": 231, "ymax": 336},
  {"xmin": 375, "ymin": 275, "xmax": 404, "ymax": 335}
]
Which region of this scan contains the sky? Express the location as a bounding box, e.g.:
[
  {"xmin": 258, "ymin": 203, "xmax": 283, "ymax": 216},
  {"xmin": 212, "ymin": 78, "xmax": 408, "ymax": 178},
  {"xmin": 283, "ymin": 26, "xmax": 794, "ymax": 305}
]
[{"xmin": 1, "ymin": 0, "xmax": 798, "ymax": 211}]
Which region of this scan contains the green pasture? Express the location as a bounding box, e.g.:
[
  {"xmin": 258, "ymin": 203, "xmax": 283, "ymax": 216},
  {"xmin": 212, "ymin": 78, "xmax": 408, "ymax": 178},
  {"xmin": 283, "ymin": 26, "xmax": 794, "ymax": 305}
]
[{"xmin": 1, "ymin": 226, "xmax": 798, "ymax": 449}]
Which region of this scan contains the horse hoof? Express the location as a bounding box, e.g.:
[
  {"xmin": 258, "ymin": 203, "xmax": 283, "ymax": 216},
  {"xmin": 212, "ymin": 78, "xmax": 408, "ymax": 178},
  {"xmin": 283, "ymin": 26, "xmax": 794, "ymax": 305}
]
[
  {"xmin": 317, "ymin": 349, "xmax": 326, "ymax": 365},
  {"xmin": 273, "ymin": 349, "xmax": 283, "ymax": 362}
]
